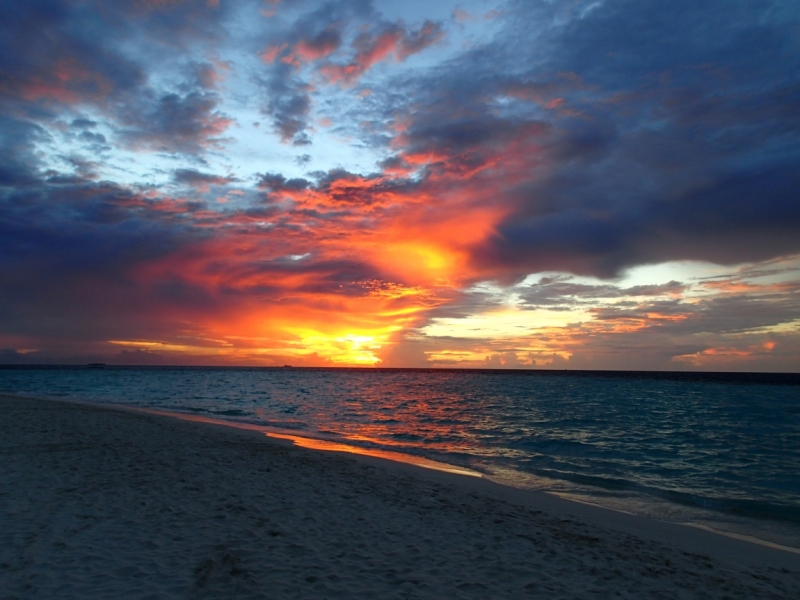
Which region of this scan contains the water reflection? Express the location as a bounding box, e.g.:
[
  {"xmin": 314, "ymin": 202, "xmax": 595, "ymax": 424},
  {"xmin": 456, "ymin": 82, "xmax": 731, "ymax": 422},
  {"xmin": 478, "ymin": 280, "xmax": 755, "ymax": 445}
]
[
  {"xmin": 266, "ymin": 432, "xmax": 482, "ymax": 477},
  {"xmin": 126, "ymin": 404, "xmax": 482, "ymax": 476},
  {"xmin": 2, "ymin": 366, "xmax": 799, "ymax": 546}
]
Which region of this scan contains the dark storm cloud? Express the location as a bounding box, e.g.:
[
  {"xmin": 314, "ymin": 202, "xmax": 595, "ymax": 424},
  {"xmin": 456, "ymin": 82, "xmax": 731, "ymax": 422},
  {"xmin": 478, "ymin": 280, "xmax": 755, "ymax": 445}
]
[
  {"xmin": 518, "ymin": 279, "xmax": 687, "ymax": 308},
  {"xmin": 377, "ymin": 155, "xmax": 410, "ymax": 172},
  {"xmin": 404, "ymin": 115, "xmax": 549, "ymax": 157},
  {"xmin": 78, "ymin": 131, "xmax": 107, "ymax": 145},
  {"xmin": 0, "ymin": 168, "xmax": 219, "ymax": 347},
  {"xmin": 0, "ymin": 0, "xmax": 235, "ymax": 163},
  {"xmin": 70, "ymin": 118, "xmax": 98, "ymax": 129},
  {"xmin": 0, "ymin": 349, "xmax": 32, "ymax": 364},
  {"xmin": 0, "ymin": 1, "xmax": 144, "ymax": 109},
  {"xmin": 116, "ymin": 90, "xmax": 232, "ymax": 155},
  {"xmin": 495, "ymin": 0, "xmax": 800, "ymax": 278},
  {"xmin": 173, "ymin": 168, "xmax": 238, "ymax": 187},
  {"xmin": 1, "ymin": 0, "xmax": 797, "ymax": 368},
  {"xmin": 0, "ymin": 130, "xmax": 219, "ymax": 312},
  {"xmin": 45, "ymin": 173, "xmax": 90, "ymax": 186},
  {"xmin": 256, "ymin": 172, "xmax": 311, "ymax": 192},
  {"xmin": 0, "ymin": 0, "xmax": 233, "ymax": 111},
  {"xmin": 56, "ymin": 156, "xmax": 102, "ymax": 180},
  {"xmin": 255, "ymin": 167, "xmax": 419, "ymax": 206},
  {"xmin": 478, "ymin": 152, "xmax": 800, "ymax": 280},
  {"xmin": 379, "ymin": 0, "xmax": 800, "ymax": 281},
  {"xmin": 0, "ymin": 116, "xmax": 47, "ymax": 186},
  {"xmin": 260, "ymin": 67, "xmax": 314, "ymax": 146},
  {"xmin": 0, "ymin": 183, "xmax": 197, "ymax": 274},
  {"xmin": 312, "ymin": 168, "xmax": 420, "ymax": 205},
  {"xmin": 585, "ymin": 293, "xmax": 800, "ymax": 338}
]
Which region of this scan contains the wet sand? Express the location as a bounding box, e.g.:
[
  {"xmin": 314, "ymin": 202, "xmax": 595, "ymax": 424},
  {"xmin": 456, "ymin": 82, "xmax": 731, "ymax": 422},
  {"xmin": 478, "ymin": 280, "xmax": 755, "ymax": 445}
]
[{"xmin": 1, "ymin": 394, "xmax": 798, "ymax": 598}]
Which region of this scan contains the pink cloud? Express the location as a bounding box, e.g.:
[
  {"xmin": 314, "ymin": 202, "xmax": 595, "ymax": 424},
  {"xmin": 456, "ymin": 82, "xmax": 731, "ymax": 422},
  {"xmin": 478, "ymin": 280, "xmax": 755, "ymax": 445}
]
[
  {"xmin": 260, "ymin": 43, "xmax": 288, "ymax": 64},
  {"xmin": 294, "ymin": 25, "xmax": 342, "ymax": 61},
  {"xmin": 321, "ymin": 21, "xmax": 443, "ymax": 86}
]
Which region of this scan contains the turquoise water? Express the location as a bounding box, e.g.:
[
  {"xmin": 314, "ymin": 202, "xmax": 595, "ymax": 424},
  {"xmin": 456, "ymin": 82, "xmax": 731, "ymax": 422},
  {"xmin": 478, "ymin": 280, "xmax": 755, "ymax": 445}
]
[{"xmin": 2, "ymin": 366, "xmax": 799, "ymax": 547}]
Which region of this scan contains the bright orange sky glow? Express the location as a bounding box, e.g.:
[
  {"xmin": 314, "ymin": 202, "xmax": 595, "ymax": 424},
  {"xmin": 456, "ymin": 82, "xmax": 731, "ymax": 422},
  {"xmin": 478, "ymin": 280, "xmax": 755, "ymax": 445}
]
[{"xmin": 1, "ymin": 0, "xmax": 799, "ymax": 371}]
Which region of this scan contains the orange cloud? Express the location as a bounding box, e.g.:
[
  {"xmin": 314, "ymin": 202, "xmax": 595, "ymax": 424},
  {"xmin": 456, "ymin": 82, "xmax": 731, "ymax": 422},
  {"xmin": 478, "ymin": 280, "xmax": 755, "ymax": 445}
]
[
  {"xmin": 671, "ymin": 345, "xmax": 765, "ymax": 367},
  {"xmin": 110, "ymin": 131, "xmax": 519, "ymax": 365}
]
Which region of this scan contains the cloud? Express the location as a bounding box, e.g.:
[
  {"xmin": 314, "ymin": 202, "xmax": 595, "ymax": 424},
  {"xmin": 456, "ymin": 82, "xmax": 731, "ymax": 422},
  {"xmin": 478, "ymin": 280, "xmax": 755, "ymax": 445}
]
[
  {"xmin": 260, "ymin": 71, "xmax": 313, "ymax": 145},
  {"xmin": 256, "ymin": 172, "xmax": 310, "ymax": 193},
  {"xmin": 295, "ymin": 153, "xmax": 312, "ymax": 167},
  {"xmin": 0, "ymin": 180, "xmax": 216, "ymax": 354},
  {"xmin": 294, "ymin": 23, "xmax": 343, "ymax": 61},
  {"xmin": 410, "ymin": 253, "xmax": 800, "ymax": 370},
  {"xmin": 1, "ymin": 0, "xmax": 799, "ymax": 369},
  {"xmin": 0, "ymin": 116, "xmax": 47, "ymax": 187},
  {"xmin": 396, "ymin": 21, "xmax": 444, "ymax": 60},
  {"xmin": 518, "ymin": 279, "xmax": 688, "ymax": 308},
  {"xmin": 0, "ymin": 0, "xmax": 242, "ymax": 165},
  {"xmin": 0, "ymin": 2, "xmax": 181, "ymax": 109},
  {"xmin": 0, "ymin": 348, "xmax": 36, "ymax": 364},
  {"xmin": 71, "ymin": 118, "xmax": 99, "ymax": 129},
  {"xmin": 256, "ymin": 0, "xmax": 374, "ymax": 145},
  {"xmin": 355, "ymin": 0, "xmax": 800, "ymax": 282},
  {"xmin": 117, "ymin": 90, "xmax": 232, "ymax": 154},
  {"xmin": 321, "ymin": 20, "xmax": 443, "ymax": 85},
  {"xmin": 184, "ymin": 61, "xmax": 227, "ymax": 90},
  {"xmin": 173, "ymin": 168, "xmax": 238, "ymax": 186},
  {"xmin": 0, "ymin": 0, "xmax": 235, "ymax": 163},
  {"xmin": 256, "ymin": 4, "xmax": 443, "ymax": 145}
]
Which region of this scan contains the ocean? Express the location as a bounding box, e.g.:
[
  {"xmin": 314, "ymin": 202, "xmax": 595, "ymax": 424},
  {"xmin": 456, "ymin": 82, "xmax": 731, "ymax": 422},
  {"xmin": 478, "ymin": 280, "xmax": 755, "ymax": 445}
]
[{"xmin": 2, "ymin": 366, "xmax": 799, "ymax": 548}]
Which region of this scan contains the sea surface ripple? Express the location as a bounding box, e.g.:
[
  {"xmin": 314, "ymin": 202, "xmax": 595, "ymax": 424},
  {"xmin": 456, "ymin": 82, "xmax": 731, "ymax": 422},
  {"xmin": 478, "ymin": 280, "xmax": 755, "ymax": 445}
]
[{"xmin": 2, "ymin": 366, "xmax": 799, "ymax": 547}]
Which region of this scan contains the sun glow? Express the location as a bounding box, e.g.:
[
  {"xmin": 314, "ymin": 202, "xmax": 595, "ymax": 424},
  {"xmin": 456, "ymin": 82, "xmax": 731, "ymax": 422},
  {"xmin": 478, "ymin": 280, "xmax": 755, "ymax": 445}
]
[
  {"xmin": 288, "ymin": 329, "xmax": 394, "ymax": 365},
  {"xmin": 370, "ymin": 241, "xmax": 463, "ymax": 283}
]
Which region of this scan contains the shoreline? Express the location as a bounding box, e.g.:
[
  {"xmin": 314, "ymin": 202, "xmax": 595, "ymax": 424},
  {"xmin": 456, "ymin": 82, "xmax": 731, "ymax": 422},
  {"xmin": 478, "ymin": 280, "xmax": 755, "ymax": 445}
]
[
  {"xmin": 125, "ymin": 402, "xmax": 800, "ymax": 558},
  {"xmin": 9, "ymin": 393, "xmax": 800, "ymax": 564},
  {"xmin": 2, "ymin": 393, "xmax": 799, "ymax": 598},
  {"xmin": 14, "ymin": 392, "xmax": 800, "ymax": 555}
]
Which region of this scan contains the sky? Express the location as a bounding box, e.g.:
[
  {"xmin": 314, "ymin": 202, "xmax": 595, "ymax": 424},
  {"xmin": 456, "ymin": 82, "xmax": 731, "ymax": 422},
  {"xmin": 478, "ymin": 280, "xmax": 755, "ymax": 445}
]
[{"xmin": 1, "ymin": 0, "xmax": 799, "ymax": 371}]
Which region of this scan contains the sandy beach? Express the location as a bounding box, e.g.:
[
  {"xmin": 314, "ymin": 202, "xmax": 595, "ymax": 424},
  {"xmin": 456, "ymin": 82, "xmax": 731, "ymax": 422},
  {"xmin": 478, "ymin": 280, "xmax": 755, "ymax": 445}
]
[{"xmin": 1, "ymin": 394, "xmax": 798, "ymax": 599}]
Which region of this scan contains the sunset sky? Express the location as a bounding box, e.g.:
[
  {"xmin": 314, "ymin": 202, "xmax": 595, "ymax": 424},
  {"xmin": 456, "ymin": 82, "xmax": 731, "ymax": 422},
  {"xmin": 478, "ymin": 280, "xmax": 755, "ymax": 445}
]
[{"xmin": 1, "ymin": 0, "xmax": 799, "ymax": 370}]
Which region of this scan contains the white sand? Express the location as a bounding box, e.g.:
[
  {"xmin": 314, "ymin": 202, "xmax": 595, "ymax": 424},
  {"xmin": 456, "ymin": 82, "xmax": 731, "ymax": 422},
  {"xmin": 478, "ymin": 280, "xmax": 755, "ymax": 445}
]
[{"xmin": 1, "ymin": 395, "xmax": 798, "ymax": 599}]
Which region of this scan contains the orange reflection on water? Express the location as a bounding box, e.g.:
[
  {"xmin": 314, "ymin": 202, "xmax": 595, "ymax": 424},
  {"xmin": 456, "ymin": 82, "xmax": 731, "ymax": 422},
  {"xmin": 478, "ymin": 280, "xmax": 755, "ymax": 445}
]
[
  {"xmin": 125, "ymin": 406, "xmax": 482, "ymax": 478},
  {"xmin": 266, "ymin": 433, "xmax": 482, "ymax": 477}
]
